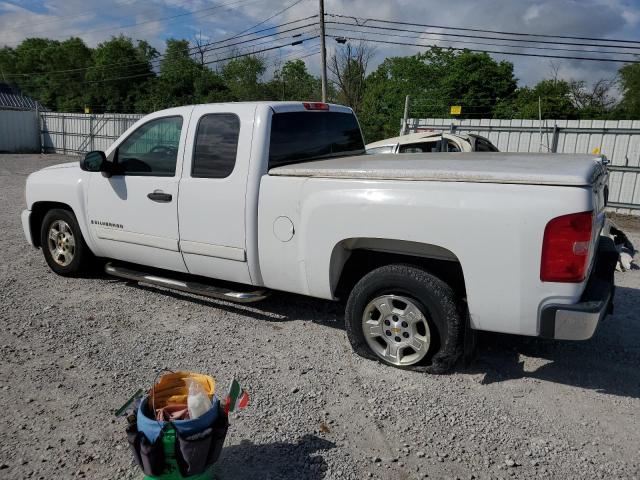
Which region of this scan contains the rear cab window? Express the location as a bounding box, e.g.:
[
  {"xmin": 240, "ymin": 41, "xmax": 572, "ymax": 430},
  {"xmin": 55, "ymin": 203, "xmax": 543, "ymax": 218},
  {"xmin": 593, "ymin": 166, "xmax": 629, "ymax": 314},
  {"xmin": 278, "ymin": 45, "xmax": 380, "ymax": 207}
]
[
  {"xmin": 192, "ymin": 113, "xmax": 240, "ymax": 178},
  {"xmin": 268, "ymin": 111, "xmax": 365, "ymax": 169}
]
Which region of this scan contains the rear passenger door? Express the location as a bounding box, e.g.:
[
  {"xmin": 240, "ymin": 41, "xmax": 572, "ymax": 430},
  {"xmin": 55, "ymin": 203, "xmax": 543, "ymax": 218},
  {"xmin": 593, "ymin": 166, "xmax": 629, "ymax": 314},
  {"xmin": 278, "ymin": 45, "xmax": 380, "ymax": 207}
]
[{"xmin": 177, "ymin": 104, "xmax": 256, "ymax": 284}]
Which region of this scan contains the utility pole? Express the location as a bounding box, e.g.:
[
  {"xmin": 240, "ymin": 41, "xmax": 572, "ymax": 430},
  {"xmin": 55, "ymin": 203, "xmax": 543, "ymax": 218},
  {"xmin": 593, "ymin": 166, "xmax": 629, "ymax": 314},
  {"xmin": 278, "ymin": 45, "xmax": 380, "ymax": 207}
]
[
  {"xmin": 319, "ymin": 0, "xmax": 328, "ymax": 103},
  {"xmin": 538, "ymin": 96, "xmax": 544, "ymax": 152},
  {"xmin": 401, "ymin": 95, "xmax": 410, "ymax": 135}
]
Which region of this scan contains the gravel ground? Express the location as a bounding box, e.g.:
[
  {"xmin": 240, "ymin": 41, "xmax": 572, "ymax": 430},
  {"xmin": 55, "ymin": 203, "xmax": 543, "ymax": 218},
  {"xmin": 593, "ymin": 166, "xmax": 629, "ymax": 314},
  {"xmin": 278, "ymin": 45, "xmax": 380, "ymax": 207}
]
[{"xmin": 1, "ymin": 154, "xmax": 639, "ymax": 480}]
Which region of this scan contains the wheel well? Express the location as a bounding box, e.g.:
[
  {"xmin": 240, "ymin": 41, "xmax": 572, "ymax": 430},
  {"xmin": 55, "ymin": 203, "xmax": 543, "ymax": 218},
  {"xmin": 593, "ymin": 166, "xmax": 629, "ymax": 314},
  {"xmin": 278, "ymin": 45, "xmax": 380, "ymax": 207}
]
[
  {"xmin": 333, "ymin": 245, "xmax": 466, "ymax": 301},
  {"xmin": 30, "ymin": 201, "xmax": 73, "ymax": 247}
]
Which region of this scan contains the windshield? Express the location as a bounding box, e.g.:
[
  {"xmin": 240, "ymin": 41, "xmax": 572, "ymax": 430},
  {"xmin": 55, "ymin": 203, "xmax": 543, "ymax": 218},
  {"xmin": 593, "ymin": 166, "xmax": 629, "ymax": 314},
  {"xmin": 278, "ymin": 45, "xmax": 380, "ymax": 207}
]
[{"xmin": 268, "ymin": 111, "xmax": 365, "ymax": 168}]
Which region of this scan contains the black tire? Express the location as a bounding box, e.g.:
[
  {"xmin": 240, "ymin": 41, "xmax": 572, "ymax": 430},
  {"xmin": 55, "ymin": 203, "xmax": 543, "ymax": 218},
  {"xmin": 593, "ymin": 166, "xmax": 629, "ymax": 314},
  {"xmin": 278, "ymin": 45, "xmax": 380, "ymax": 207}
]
[
  {"xmin": 345, "ymin": 264, "xmax": 464, "ymax": 373},
  {"xmin": 40, "ymin": 208, "xmax": 93, "ymax": 277}
]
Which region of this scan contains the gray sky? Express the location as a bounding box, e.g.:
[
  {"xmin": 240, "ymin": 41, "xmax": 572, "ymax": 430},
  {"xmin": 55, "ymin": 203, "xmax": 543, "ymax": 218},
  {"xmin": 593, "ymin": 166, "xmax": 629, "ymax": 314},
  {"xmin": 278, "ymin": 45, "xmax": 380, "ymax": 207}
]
[{"xmin": 1, "ymin": 0, "xmax": 639, "ymax": 87}]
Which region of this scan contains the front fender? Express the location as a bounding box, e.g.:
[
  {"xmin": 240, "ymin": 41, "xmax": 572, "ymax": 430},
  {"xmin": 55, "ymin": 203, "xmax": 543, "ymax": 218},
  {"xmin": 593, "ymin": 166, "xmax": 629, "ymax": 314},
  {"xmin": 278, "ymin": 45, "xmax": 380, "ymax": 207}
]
[{"xmin": 25, "ymin": 164, "xmax": 98, "ymax": 254}]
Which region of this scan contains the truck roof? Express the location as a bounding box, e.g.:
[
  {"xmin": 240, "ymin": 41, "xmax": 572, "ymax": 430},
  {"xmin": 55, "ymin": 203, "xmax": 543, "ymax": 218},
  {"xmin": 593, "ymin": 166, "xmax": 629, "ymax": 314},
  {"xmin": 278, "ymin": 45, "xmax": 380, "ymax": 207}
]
[
  {"xmin": 153, "ymin": 101, "xmax": 354, "ymax": 114},
  {"xmin": 269, "ymin": 152, "xmax": 607, "ymax": 186}
]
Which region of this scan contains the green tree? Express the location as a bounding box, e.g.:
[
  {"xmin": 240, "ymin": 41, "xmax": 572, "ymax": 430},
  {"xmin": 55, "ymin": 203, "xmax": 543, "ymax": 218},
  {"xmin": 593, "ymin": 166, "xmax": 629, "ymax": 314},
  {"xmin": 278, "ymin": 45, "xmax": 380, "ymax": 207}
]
[
  {"xmin": 0, "ymin": 38, "xmax": 92, "ymax": 110},
  {"xmin": 328, "ymin": 42, "xmax": 374, "ymax": 113},
  {"xmin": 41, "ymin": 38, "xmax": 92, "ymax": 111},
  {"xmin": 569, "ymin": 79, "xmax": 616, "ymax": 119},
  {"xmin": 137, "ymin": 39, "xmax": 229, "ymax": 110},
  {"xmin": 359, "ymin": 47, "xmax": 517, "ymax": 142},
  {"xmin": 221, "ymin": 55, "xmax": 266, "ymax": 101},
  {"xmin": 440, "ymin": 50, "xmax": 516, "ymax": 118},
  {"xmin": 619, "ymin": 63, "xmax": 640, "ymax": 118},
  {"xmin": 85, "ymin": 36, "xmax": 158, "ymax": 112},
  {"xmin": 360, "ymin": 54, "xmax": 441, "ymax": 142},
  {"xmin": 267, "ymin": 59, "xmax": 321, "ymax": 101},
  {"xmin": 1, "ymin": 38, "xmax": 56, "ymax": 101},
  {"xmin": 494, "ymin": 79, "xmax": 577, "ymax": 119}
]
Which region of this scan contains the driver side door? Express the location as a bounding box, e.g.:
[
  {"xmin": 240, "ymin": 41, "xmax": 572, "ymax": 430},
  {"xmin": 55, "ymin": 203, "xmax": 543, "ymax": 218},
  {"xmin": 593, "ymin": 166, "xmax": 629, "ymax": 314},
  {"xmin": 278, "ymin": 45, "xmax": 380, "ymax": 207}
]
[{"xmin": 87, "ymin": 112, "xmax": 191, "ymax": 272}]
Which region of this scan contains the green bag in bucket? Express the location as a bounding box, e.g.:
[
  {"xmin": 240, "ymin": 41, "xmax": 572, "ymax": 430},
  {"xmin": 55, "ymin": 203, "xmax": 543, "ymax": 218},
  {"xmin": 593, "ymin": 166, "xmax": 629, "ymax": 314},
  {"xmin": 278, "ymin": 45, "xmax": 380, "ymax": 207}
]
[{"xmin": 143, "ymin": 426, "xmax": 213, "ymax": 480}]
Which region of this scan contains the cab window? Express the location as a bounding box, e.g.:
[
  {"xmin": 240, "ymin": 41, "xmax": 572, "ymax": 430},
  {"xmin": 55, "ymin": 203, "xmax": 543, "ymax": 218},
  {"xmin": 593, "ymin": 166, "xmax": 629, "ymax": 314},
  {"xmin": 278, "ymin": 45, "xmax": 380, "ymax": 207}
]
[
  {"xmin": 269, "ymin": 112, "xmax": 365, "ymax": 168},
  {"xmin": 192, "ymin": 114, "xmax": 240, "ymax": 178},
  {"xmin": 116, "ymin": 116, "xmax": 183, "ymax": 176}
]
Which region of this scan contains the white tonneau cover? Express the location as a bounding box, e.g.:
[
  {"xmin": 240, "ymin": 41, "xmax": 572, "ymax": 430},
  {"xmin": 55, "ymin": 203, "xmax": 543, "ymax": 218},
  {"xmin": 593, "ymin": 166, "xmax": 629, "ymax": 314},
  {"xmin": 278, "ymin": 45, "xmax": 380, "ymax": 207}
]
[{"xmin": 269, "ymin": 153, "xmax": 606, "ymax": 186}]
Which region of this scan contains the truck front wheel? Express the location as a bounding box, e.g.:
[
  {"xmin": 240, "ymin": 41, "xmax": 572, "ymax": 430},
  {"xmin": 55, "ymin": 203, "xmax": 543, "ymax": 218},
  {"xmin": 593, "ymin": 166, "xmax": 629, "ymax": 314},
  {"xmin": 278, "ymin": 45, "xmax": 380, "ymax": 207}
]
[
  {"xmin": 345, "ymin": 264, "xmax": 464, "ymax": 373},
  {"xmin": 40, "ymin": 209, "xmax": 93, "ymax": 277}
]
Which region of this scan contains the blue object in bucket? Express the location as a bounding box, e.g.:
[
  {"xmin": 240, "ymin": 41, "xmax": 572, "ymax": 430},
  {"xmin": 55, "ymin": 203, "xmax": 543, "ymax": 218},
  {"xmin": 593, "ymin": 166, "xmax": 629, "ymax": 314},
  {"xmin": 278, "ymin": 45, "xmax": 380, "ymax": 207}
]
[{"xmin": 137, "ymin": 395, "xmax": 220, "ymax": 443}]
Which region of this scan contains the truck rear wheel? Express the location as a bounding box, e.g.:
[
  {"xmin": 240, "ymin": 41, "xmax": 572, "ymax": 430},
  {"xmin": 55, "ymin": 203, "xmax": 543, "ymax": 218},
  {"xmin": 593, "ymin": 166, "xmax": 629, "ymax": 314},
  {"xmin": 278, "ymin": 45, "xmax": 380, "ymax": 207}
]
[
  {"xmin": 345, "ymin": 264, "xmax": 464, "ymax": 373},
  {"xmin": 40, "ymin": 209, "xmax": 92, "ymax": 277}
]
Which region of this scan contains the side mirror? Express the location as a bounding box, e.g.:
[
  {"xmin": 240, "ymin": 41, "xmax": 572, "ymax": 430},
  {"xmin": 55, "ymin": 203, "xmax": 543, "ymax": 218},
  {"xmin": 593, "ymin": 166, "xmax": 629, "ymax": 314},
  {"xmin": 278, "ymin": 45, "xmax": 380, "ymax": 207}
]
[{"xmin": 80, "ymin": 150, "xmax": 108, "ymax": 173}]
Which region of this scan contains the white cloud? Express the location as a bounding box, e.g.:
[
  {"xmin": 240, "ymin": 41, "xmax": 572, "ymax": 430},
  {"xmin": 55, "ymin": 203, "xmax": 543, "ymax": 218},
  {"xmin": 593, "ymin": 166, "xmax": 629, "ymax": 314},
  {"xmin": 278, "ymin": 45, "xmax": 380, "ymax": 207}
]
[{"xmin": 0, "ymin": 0, "xmax": 638, "ymax": 88}]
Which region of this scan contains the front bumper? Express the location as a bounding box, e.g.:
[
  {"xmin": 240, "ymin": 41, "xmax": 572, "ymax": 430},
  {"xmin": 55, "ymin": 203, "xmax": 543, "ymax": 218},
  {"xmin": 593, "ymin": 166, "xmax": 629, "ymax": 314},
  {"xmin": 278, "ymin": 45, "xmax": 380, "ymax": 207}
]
[
  {"xmin": 21, "ymin": 209, "xmax": 34, "ymax": 247},
  {"xmin": 539, "ymin": 236, "xmax": 617, "ymax": 341}
]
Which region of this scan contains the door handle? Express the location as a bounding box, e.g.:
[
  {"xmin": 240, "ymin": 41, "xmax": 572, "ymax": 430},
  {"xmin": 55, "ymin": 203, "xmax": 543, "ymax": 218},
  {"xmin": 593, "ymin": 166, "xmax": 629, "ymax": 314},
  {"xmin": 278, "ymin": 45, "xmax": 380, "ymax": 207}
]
[{"xmin": 147, "ymin": 190, "xmax": 173, "ymax": 202}]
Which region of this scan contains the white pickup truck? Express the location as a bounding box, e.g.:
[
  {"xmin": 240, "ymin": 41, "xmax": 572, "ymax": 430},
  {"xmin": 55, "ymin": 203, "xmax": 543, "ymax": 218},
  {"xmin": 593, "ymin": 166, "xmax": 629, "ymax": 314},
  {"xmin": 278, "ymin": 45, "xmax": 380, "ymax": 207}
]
[{"xmin": 22, "ymin": 101, "xmax": 617, "ymax": 373}]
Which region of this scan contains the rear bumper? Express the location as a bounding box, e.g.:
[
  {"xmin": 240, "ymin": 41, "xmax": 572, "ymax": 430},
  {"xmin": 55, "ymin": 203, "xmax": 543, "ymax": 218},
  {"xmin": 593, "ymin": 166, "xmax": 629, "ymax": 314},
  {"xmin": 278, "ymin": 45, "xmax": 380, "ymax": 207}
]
[
  {"xmin": 21, "ymin": 209, "xmax": 34, "ymax": 247},
  {"xmin": 539, "ymin": 236, "xmax": 617, "ymax": 340}
]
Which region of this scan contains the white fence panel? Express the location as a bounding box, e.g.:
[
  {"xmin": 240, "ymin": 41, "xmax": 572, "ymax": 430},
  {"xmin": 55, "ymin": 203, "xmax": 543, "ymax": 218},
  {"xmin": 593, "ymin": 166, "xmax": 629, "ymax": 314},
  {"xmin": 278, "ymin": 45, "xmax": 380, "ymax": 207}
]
[
  {"xmin": 40, "ymin": 112, "xmax": 144, "ymax": 155},
  {"xmin": 0, "ymin": 110, "xmax": 39, "ymax": 152},
  {"xmin": 408, "ymin": 117, "xmax": 640, "ymax": 213}
]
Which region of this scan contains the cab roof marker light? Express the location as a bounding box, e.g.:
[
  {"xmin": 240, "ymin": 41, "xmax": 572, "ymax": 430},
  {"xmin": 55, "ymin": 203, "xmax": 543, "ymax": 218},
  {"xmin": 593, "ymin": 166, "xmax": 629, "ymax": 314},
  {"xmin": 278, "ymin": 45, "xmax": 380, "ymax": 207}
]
[{"xmin": 303, "ymin": 102, "xmax": 329, "ymax": 111}]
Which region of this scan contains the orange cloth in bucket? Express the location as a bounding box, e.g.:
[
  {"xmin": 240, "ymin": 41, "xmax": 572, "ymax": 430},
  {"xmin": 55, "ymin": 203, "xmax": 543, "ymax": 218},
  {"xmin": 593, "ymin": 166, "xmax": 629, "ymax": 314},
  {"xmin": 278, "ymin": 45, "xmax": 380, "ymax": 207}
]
[{"xmin": 149, "ymin": 371, "xmax": 215, "ymax": 408}]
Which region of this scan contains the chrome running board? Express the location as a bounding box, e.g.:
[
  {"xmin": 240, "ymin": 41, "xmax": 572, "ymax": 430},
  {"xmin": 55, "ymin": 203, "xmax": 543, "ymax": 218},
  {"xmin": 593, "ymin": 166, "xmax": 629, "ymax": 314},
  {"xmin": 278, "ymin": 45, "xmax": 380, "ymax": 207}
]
[{"xmin": 104, "ymin": 262, "xmax": 269, "ymax": 303}]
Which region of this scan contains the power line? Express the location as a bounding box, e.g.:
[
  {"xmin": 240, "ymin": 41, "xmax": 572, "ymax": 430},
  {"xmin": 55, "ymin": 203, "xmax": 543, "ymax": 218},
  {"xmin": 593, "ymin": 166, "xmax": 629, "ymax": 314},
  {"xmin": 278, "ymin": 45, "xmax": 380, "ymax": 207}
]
[
  {"xmin": 51, "ymin": 37, "xmax": 318, "ymax": 86},
  {"xmin": 228, "ymin": 0, "xmax": 310, "ymax": 38},
  {"xmin": 8, "ymin": 33, "xmax": 318, "ymax": 92},
  {"xmin": 199, "ymin": 25, "xmax": 317, "ymax": 64},
  {"xmin": 326, "ymin": 25, "xmax": 640, "ymax": 57},
  {"xmin": 194, "ymin": 16, "xmax": 317, "ymax": 56},
  {"xmin": 3, "ymin": 17, "xmax": 318, "ymax": 79},
  {"xmin": 331, "ymin": 34, "xmax": 640, "ymax": 63},
  {"xmin": 326, "ymin": 21, "xmax": 640, "ymax": 52},
  {"xmin": 254, "ymin": 40, "xmax": 321, "ymax": 67},
  {"xmin": 327, "ymin": 13, "xmax": 640, "ymax": 46},
  {"xmin": 202, "ymin": 36, "xmax": 319, "ymax": 67}
]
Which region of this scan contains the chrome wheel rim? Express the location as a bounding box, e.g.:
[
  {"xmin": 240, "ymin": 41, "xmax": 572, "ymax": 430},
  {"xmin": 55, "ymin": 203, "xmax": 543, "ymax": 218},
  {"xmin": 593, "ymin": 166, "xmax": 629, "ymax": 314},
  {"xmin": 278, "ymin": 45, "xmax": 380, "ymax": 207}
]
[
  {"xmin": 362, "ymin": 294, "xmax": 431, "ymax": 366},
  {"xmin": 47, "ymin": 220, "xmax": 75, "ymax": 267}
]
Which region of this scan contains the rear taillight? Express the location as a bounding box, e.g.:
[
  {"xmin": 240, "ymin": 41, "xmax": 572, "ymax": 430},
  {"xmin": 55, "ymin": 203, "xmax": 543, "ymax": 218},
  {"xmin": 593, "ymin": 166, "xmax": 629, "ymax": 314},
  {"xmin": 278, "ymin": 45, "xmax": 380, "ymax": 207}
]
[
  {"xmin": 303, "ymin": 102, "xmax": 329, "ymax": 110},
  {"xmin": 540, "ymin": 211, "xmax": 593, "ymax": 283}
]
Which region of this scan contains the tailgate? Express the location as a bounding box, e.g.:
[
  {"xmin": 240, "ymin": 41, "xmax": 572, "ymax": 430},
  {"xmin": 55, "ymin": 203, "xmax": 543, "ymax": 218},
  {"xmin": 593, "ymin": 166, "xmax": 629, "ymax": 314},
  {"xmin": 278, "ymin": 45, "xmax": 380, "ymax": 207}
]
[{"xmin": 587, "ymin": 158, "xmax": 609, "ymax": 276}]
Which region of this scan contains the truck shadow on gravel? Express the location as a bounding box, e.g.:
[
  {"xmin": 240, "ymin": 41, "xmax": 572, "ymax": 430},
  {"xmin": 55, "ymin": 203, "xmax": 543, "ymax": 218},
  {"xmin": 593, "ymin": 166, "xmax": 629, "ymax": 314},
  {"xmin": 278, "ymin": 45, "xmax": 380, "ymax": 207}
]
[
  {"xmin": 468, "ymin": 286, "xmax": 640, "ymax": 399},
  {"xmin": 125, "ymin": 277, "xmax": 640, "ymax": 398},
  {"xmin": 132, "ymin": 281, "xmax": 345, "ymax": 328},
  {"xmin": 213, "ymin": 434, "xmax": 335, "ymax": 480}
]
